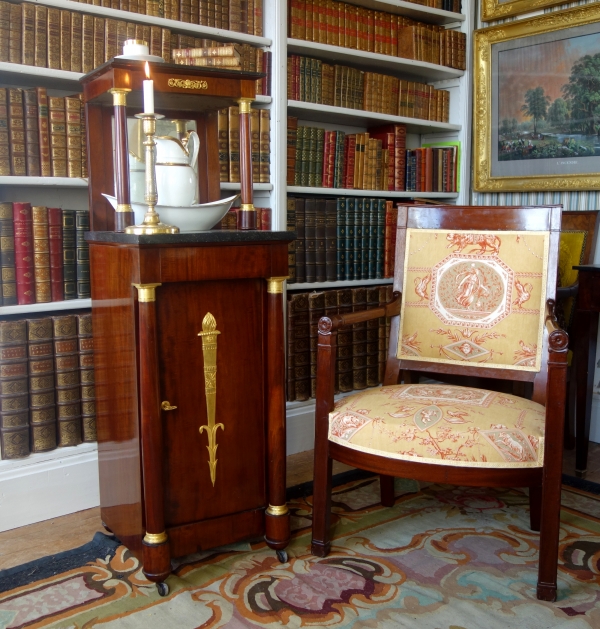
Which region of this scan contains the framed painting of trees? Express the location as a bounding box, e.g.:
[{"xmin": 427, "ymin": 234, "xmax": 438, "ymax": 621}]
[{"xmin": 473, "ymin": 3, "xmax": 600, "ymax": 192}]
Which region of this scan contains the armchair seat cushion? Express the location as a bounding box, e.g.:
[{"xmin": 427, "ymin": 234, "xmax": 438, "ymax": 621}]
[{"xmin": 329, "ymin": 384, "xmax": 545, "ymax": 468}]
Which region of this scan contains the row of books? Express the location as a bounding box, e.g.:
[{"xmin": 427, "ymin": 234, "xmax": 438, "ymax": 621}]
[
  {"xmin": 286, "ymin": 197, "xmax": 399, "ymax": 284},
  {"xmin": 1, "ymin": 88, "xmax": 86, "ymax": 179},
  {"xmin": 0, "ymin": 4, "xmax": 264, "ymax": 72},
  {"xmin": 288, "ymin": 0, "xmax": 465, "ymax": 70},
  {"xmin": 0, "ymin": 203, "xmax": 90, "ymax": 307},
  {"xmin": 286, "ymin": 284, "xmax": 394, "ymax": 401},
  {"xmin": 220, "ymin": 207, "xmax": 272, "ymax": 230},
  {"xmin": 69, "ymin": 0, "xmax": 264, "ymax": 35},
  {"xmin": 288, "ymin": 56, "xmax": 450, "ymax": 122},
  {"xmin": 0, "ymin": 314, "xmax": 96, "ymax": 460},
  {"xmin": 218, "ymin": 107, "xmax": 270, "ymax": 184}
]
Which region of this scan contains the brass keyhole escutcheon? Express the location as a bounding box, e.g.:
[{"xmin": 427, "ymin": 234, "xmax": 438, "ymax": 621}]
[{"xmin": 161, "ymin": 401, "xmax": 177, "ymax": 411}]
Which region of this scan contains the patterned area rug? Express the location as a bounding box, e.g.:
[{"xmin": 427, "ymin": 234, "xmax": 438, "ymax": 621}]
[{"xmin": 1, "ymin": 477, "xmax": 600, "ymax": 628}]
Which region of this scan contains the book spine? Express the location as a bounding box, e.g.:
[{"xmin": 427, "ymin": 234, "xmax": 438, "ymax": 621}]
[
  {"xmin": 308, "ymin": 291, "xmax": 325, "ymax": 397},
  {"xmin": 228, "ymin": 106, "xmax": 240, "ymax": 183},
  {"xmin": 290, "ymin": 292, "xmax": 310, "ymax": 401},
  {"xmin": 286, "ymin": 197, "xmax": 296, "ymax": 283},
  {"xmin": 345, "ymin": 197, "xmax": 355, "ymax": 280},
  {"xmin": 8, "ymin": 3, "xmax": 22, "ymax": 65},
  {"xmin": 294, "ymin": 197, "xmax": 306, "ymax": 283},
  {"xmin": 13, "ymin": 202, "xmax": 35, "ymax": 305},
  {"xmin": 49, "ymin": 96, "xmax": 67, "ymax": 177},
  {"xmin": 0, "ymin": 321, "xmax": 30, "ymax": 459},
  {"xmin": 53, "ymin": 315, "xmax": 82, "ymax": 447},
  {"xmin": 47, "ymin": 8, "xmax": 60, "ymax": 70},
  {"xmin": 0, "ymin": 88, "xmax": 9, "ymax": 176},
  {"xmin": 8, "ymin": 88, "xmax": 26, "ymax": 177},
  {"xmin": 336, "ymin": 288, "xmax": 353, "ymax": 392},
  {"xmin": 0, "ymin": 2, "xmax": 10, "ymax": 63},
  {"xmin": 286, "ymin": 116, "xmax": 297, "ymax": 186},
  {"xmin": 315, "ymin": 198, "xmax": 326, "ymax": 282},
  {"xmin": 0, "ymin": 202, "xmax": 16, "ymax": 306},
  {"xmin": 77, "ymin": 314, "xmax": 96, "ymax": 443},
  {"xmin": 93, "ymin": 17, "xmax": 105, "ymax": 69},
  {"xmin": 23, "ymin": 4, "xmax": 36, "ymax": 67},
  {"xmin": 75, "ymin": 211, "xmax": 90, "ymax": 299},
  {"xmin": 48, "ymin": 207, "xmax": 64, "ymax": 302},
  {"xmin": 365, "ymin": 286, "xmax": 380, "ymax": 387},
  {"xmin": 335, "ymin": 197, "xmax": 346, "ymax": 281},
  {"xmin": 65, "ymin": 97, "xmax": 82, "ymax": 178},
  {"xmin": 32, "ymin": 206, "xmax": 51, "ymax": 303},
  {"xmin": 351, "ymin": 287, "xmax": 367, "ymax": 391},
  {"xmin": 23, "ymin": 89, "xmax": 40, "ymax": 177},
  {"xmin": 218, "ymin": 108, "xmax": 229, "ymax": 182},
  {"xmin": 304, "ymin": 198, "xmax": 316, "ymax": 282},
  {"xmin": 260, "ymin": 108, "xmax": 271, "ymax": 184},
  {"xmin": 384, "ymin": 203, "xmax": 398, "ymax": 277},
  {"xmin": 60, "ymin": 10, "xmax": 71, "ymax": 72},
  {"xmin": 325, "ymin": 198, "xmax": 337, "ymax": 282},
  {"xmin": 62, "ymin": 210, "xmax": 76, "ymax": 300}
]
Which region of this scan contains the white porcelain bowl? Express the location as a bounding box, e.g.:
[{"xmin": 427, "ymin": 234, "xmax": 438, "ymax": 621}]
[{"xmin": 102, "ymin": 194, "xmax": 239, "ymax": 232}]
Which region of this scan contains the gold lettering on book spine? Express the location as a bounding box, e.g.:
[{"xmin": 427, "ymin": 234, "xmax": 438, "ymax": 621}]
[
  {"xmin": 167, "ymin": 78, "xmax": 208, "ymax": 90},
  {"xmin": 198, "ymin": 313, "xmax": 223, "ymax": 486}
]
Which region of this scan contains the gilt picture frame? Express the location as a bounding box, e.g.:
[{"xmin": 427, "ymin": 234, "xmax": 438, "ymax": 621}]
[
  {"xmin": 481, "ymin": 0, "xmax": 568, "ymax": 23},
  {"xmin": 473, "ymin": 4, "xmax": 600, "ymax": 192}
]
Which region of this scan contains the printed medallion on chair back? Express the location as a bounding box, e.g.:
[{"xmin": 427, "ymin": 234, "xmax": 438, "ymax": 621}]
[{"xmin": 398, "ymin": 229, "xmax": 549, "ymax": 371}]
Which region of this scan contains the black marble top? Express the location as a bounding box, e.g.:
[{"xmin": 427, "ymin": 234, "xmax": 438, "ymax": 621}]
[{"xmin": 85, "ymin": 230, "xmax": 294, "ymax": 245}]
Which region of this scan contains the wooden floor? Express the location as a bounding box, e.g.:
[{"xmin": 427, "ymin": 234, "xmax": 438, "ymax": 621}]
[{"xmin": 1, "ymin": 444, "xmax": 598, "ymax": 573}]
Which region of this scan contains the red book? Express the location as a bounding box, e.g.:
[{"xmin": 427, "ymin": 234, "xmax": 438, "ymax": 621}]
[
  {"xmin": 259, "ymin": 207, "xmax": 271, "ymax": 230},
  {"xmin": 425, "ymin": 147, "xmax": 433, "ymax": 192},
  {"xmin": 48, "ymin": 207, "xmax": 64, "ymax": 302},
  {"xmin": 322, "ymin": 130, "xmax": 332, "ymax": 187},
  {"xmin": 344, "ymin": 134, "xmax": 356, "ymax": 189},
  {"xmin": 395, "ymin": 126, "xmax": 407, "ymax": 191},
  {"xmin": 368, "ymin": 124, "xmax": 405, "ymax": 191},
  {"xmin": 12, "ymin": 202, "xmax": 34, "ymax": 305},
  {"xmin": 341, "ymin": 134, "xmax": 350, "ymax": 188},
  {"xmin": 384, "ymin": 203, "xmax": 399, "ymax": 278}
]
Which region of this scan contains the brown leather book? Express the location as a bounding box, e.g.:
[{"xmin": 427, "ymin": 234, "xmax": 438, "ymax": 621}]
[
  {"xmin": 32, "ymin": 206, "xmax": 51, "ymax": 303},
  {"xmin": 227, "ymin": 106, "xmax": 240, "ymax": 183},
  {"xmin": 21, "ymin": 3, "xmax": 35, "ymax": 66},
  {"xmin": 8, "ymin": 88, "xmax": 26, "ymax": 176},
  {"xmin": 366, "ymin": 287, "xmax": 380, "ymax": 387},
  {"xmin": 104, "ymin": 18, "xmax": 119, "ymax": 61},
  {"xmin": 293, "ymin": 197, "xmax": 306, "ymax": 283},
  {"xmin": 59, "ymin": 10, "xmax": 71, "ymax": 72},
  {"xmin": 8, "ymin": 3, "xmax": 21, "ymax": 64},
  {"xmin": 254, "ymin": 0, "xmax": 263, "ymax": 36},
  {"xmin": 0, "ymin": 89, "xmax": 9, "ymax": 177},
  {"xmin": 77, "ymin": 314, "xmax": 96, "ymax": 442},
  {"xmin": 35, "ymin": 87, "xmax": 51, "ymax": 177},
  {"xmin": 69, "ymin": 14, "xmax": 82, "ymax": 72},
  {"xmin": 0, "ymin": 202, "xmax": 17, "ymax": 306},
  {"xmin": 65, "ymin": 97, "xmax": 82, "ymax": 178},
  {"xmin": 47, "ymin": 8, "xmax": 60, "ymax": 70},
  {"xmin": 27, "ymin": 317, "xmax": 57, "ymax": 453},
  {"xmin": 23, "ymin": 89, "xmax": 40, "ymax": 177},
  {"xmin": 79, "ymin": 95, "xmax": 88, "ymax": 178},
  {"xmin": 336, "ymin": 288, "xmax": 353, "ymax": 392},
  {"xmin": 82, "ymin": 14, "xmax": 94, "ymax": 73},
  {"xmin": 229, "ymin": 0, "xmax": 241, "ymax": 31},
  {"xmin": 49, "ymin": 97, "xmax": 67, "ymax": 177},
  {"xmin": 308, "ymin": 291, "xmax": 325, "ymax": 398},
  {"xmin": 288, "ymin": 292, "xmax": 310, "ymax": 401},
  {"xmin": 259, "ymin": 109, "xmax": 270, "ymax": 184},
  {"xmin": 217, "ymin": 108, "xmax": 229, "ymax": 182},
  {"xmin": 0, "ymin": 321, "xmax": 30, "ymax": 459},
  {"xmin": 0, "ymin": 1, "xmax": 9, "ymax": 63},
  {"xmin": 53, "ymin": 315, "xmax": 82, "ymax": 447},
  {"xmin": 378, "ymin": 284, "xmax": 389, "ymax": 383},
  {"xmin": 93, "ymin": 17, "xmax": 105, "ymax": 69}
]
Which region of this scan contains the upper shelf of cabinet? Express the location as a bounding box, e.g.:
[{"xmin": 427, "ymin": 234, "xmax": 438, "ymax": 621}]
[
  {"xmin": 16, "ymin": 0, "xmax": 272, "ymax": 46},
  {"xmin": 288, "ymin": 100, "xmax": 461, "ymax": 133},
  {"xmin": 343, "ymin": 0, "xmax": 465, "ymax": 25},
  {"xmin": 287, "ymin": 39, "xmax": 464, "ymax": 82}
]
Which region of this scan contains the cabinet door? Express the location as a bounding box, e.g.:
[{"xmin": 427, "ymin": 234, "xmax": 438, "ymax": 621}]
[{"xmin": 155, "ymin": 279, "xmax": 266, "ymax": 527}]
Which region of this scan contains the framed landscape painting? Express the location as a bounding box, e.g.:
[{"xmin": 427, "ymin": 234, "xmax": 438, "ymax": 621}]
[
  {"xmin": 473, "ymin": 4, "xmax": 600, "ymax": 192},
  {"xmin": 481, "ymin": 0, "xmax": 567, "ymax": 22}
]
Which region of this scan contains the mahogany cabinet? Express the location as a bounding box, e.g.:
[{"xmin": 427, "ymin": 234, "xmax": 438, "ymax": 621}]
[{"xmin": 87, "ymin": 231, "xmax": 292, "ymax": 589}]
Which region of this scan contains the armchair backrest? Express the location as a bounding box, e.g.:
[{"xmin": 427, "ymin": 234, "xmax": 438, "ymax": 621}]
[{"xmin": 390, "ymin": 205, "xmax": 562, "ymax": 386}]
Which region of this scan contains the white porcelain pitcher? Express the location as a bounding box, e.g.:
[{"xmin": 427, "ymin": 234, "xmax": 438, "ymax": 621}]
[
  {"xmin": 155, "ymin": 132, "xmax": 200, "ymax": 207},
  {"xmin": 128, "ymin": 151, "xmax": 146, "ymax": 204}
]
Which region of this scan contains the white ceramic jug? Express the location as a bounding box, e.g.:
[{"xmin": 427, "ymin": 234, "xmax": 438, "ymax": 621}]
[
  {"xmin": 155, "ymin": 132, "xmax": 200, "ymax": 207},
  {"xmin": 128, "ymin": 151, "xmax": 146, "ymax": 204}
]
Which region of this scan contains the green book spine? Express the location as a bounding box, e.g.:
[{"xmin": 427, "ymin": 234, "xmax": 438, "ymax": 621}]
[
  {"xmin": 299, "ymin": 56, "xmax": 306, "ymax": 102},
  {"xmin": 333, "ymin": 131, "xmax": 345, "ymax": 189},
  {"xmin": 308, "ymin": 126, "xmax": 317, "ymax": 187},
  {"xmin": 362, "ymin": 199, "xmax": 372, "ymax": 279},
  {"xmin": 294, "ymin": 126, "xmax": 304, "ymax": 186},
  {"xmin": 345, "ymin": 197, "xmax": 355, "ymax": 281},
  {"xmin": 376, "ymin": 199, "xmax": 386, "ymax": 279},
  {"xmin": 336, "ymin": 198, "xmax": 347, "ymax": 281},
  {"xmin": 62, "ymin": 209, "xmax": 76, "ymax": 300},
  {"xmin": 368, "ymin": 199, "xmax": 378, "ymax": 279},
  {"xmin": 287, "ymin": 197, "xmax": 297, "ymax": 283},
  {"xmin": 354, "ymin": 198, "xmax": 363, "ymax": 280},
  {"xmin": 311, "ymin": 59, "xmax": 319, "ymax": 104},
  {"xmin": 315, "ymin": 127, "xmax": 324, "ymax": 188},
  {"xmin": 301, "ymin": 126, "xmax": 311, "ymax": 186},
  {"xmin": 75, "ymin": 211, "xmax": 90, "ymax": 299}
]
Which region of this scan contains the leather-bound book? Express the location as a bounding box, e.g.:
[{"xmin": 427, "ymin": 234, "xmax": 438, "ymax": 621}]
[
  {"xmin": 324, "ymin": 199, "xmax": 337, "ymax": 282},
  {"xmin": 0, "ymin": 321, "xmax": 30, "ymax": 459},
  {"xmin": 0, "ymin": 1, "xmax": 9, "ymax": 63},
  {"xmin": 365, "ymin": 287, "xmax": 380, "ymax": 387},
  {"xmin": 378, "ymin": 285, "xmax": 388, "ymax": 383},
  {"xmin": 250, "ymin": 108, "xmax": 260, "ymax": 183},
  {"xmin": 345, "ymin": 197, "xmax": 355, "ymax": 280},
  {"xmin": 53, "ymin": 315, "xmax": 81, "ymax": 447},
  {"xmin": 13, "ymin": 202, "xmax": 35, "ymax": 305},
  {"xmin": 0, "ymin": 89, "xmax": 9, "ymax": 176},
  {"xmin": 82, "ymin": 14, "xmax": 94, "ymax": 73},
  {"xmin": 62, "ymin": 209, "xmax": 76, "ymax": 300},
  {"xmin": 217, "ymin": 108, "xmax": 229, "ymax": 181},
  {"xmin": 104, "ymin": 18, "xmax": 118, "ymax": 61},
  {"xmin": 49, "ymin": 97, "xmax": 67, "ymax": 177},
  {"xmin": 227, "ymin": 106, "xmax": 240, "ymax": 183},
  {"xmin": 384, "ymin": 202, "xmax": 398, "ymax": 278},
  {"xmin": 32, "ymin": 206, "xmax": 51, "ymax": 303},
  {"xmin": 23, "ymin": 89, "xmax": 40, "ymax": 177},
  {"xmin": 8, "ymin": 3, "xmax": 21, "ymax": 64},
  {"xmin": 306, "ymin": 125, "xmax": 317, "ymax": 187},
  {"xmin": 315, "ymin": 127, "xmax": 324, "ymax": 189},
  {"xmin": 47, "ymin": 8, "xmax": 60, "ymax": 70},
  {"xmin": 70, "ymin": 12, "xmax": 82, "ymax": 73},
  {"xmin": 353, "ymin": 198, "xmax": 363, "ymax": 280},
  {"xmin": 149, "ymin": 26, "xmax": 161, "ymax": 57},
  {"xmin": 294, "ymin": 197, "xmax": 306, "ymax": 283},
  {"xmin": 180, "ymin": 0, "xmax": 191, "ymax": 22},
  {"xmin": 308, "ymin": 290, "xmax": 325, "ymax": 398},
  {"xmin": 93, "ymin": 17, "xmax": 105, "ymax": 69},
  {"xmin": 36, "ymin": 87, "xmax": 51, "ymax": 177},
  {"xmin": 375, "ymin": 199, "xmax": 385, "ymax": 279},
  {"xmin": 79, "ymin": 94, "xmax": 87, "ymax": 179},
  {"xmin": 21, "ymin": 3, "xmax": 35, "ymax": 67},
  {"xmin": 0, "ymin": 202, "xmax": 16, "ymax": 306},
  {"xmin": 27, "ymin": 317, "xmax": 57, "ymax": 453},
  {"xmin": 304, "ymin": 197, "xmax": 316, "ymax": 283},
  {"xmin": 351, "ymin": 286, "xmax": 367, "ymax": 390},
  {"xmin": 294, "ymin": 125, "xmax": 304, "ymax": 186},
  {"xmin": 59, "ymin": 10, "xmax": 71, "ymax": 72},
  {"xmin": 116, "ymin": 21, "xmax": 127, "ymax": 58},
  {"xmin": 8, "ymin": 88, "xmax": 26, "ymax": 176},
  {"xmin": 289, "ymin": 292, "xmax": 310, "ymax": 401},
  {"xmin": 259, "ymin": 109, "xmax": 270, "ymax": 184},
  {"xmin": 77, "ymin": 314, "xmax": 96, "ymax": 442},
  {"xmin": 286, "ymin": 116, "xmax": 297, "ymax": 186},
  {"xmin": 322, "ymin": 289, "xmax": 339, "ymax": 392},
  {"xmin": 75, "ymin": 211, "xmax": 90, "ymax": 298},
  {"xmin": 48, "ymin": 208, "xmax": 63, "ymax": 302},
  {"xmin": 315, "ymin": 197, "xmax": 326, "ymax": 282},
  {"xmin": 286, "ymin": 197, "xmax": 296, "ymax": 283},
  {"xmin": 65, "ymin": 97, "xmax": 82, "ymax": 178},
  {"xmin": 336, "ymin": 288, "xmax": 353, "ymax": 393},
  {"xmin": 335, "ymin": 197, "xmax": 346, "ymax": 281}
]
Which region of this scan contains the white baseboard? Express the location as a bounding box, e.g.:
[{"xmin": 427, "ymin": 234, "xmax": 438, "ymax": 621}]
[
  {"xmin": 0, "ymin": 443, "xmax": 100, "ymax": 532},
  {"xmin": 286, "ymin": 400, "xmax": 316, "ymax": 455}
]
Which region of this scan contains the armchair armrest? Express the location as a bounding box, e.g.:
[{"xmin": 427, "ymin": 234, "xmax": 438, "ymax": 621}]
[
  {"xmin": 556, "ymin": 283, "xmax": 578, "ymax": 300},
  {"xmin": 320, "ymin": 292, "xmax": 402, "ymax": 333}
]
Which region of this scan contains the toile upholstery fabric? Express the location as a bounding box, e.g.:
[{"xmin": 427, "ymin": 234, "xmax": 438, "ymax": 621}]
[
  {"xmin": 328, "ymin": 384, "xmax": 545, "ymax": 468},
  {"xmin": 398, "ymin": 229, "xmax": 549, "ymax": 371}
]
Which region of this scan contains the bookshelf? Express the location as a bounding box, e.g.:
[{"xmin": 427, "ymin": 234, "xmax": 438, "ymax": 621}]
[
  {"xmin": 0, "ymin": 299, "xmax": 92, "ymax": 316},
  {"xmin": 288, "ymin": 186, "xmax": 459, "ymax": 198}
]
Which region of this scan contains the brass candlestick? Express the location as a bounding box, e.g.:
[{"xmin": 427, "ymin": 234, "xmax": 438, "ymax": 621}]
[{"xmin": 125, "ymin": 113, "xmax": 179, "ymax": 235}]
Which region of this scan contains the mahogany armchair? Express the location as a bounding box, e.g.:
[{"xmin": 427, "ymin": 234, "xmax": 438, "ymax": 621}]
[{"xmin": 311, "ymin": 205, "xmax": 568, "ymax": 602}]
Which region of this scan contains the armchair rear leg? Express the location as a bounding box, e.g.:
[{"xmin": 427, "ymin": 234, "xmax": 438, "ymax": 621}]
[
  {"xmin": 529, "ymin": 485, "xmax": 542, "ymax": 532},
  {"xmin": 311, "ymin": 448, "xmax": 333, "ymax": 557},
  {"xmin": 536, "ymin": 476, "xmax": 561, "ymax": 601},
  {"xmin": 380, "ymin": 474, "xmax": 395, "ymax": 507}
]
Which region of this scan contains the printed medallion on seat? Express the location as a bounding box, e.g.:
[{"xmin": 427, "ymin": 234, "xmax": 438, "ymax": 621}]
[{"xmin": 329, "ymin": 384, "xmax": 545, "ymax": 468}]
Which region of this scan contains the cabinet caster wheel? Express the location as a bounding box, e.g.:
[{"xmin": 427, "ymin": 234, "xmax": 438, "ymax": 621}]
[
  {"xmin": 157, "ymin": 582, "xmax": 169, "ymax": 597},
  {"xmin": 276, "ymin": 550, "xmax": 288, "ymax": 563}
]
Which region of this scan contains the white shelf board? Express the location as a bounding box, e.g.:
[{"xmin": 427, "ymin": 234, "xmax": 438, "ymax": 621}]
[
  {"xmin": 0, "ymin": 299, "xmax": 91, "ymax": 316},
  {"xmin": 0, "ymin": 61, "xmax": 83, "ymax": 91},
  {"xmin": 25, "ymin": 0, "xmax": 271, "ymax": 46},
  {"xmin": 220, "ymin": 182, "xmax": 273, "ymax": 191},
  {"xmin": 342, "ymin": 0, "xmax": 465, "ymax": 25},
  {"xmin": 0, "ymin": 441, "xmax": 97, "ymax": 470},
  {"xmin": 0, "ymin": 175, "xmax": 88, "ymax": 188},
  {"xmin": 287, "ymin": 278, "xmax": 393, "ymax": 290},
  {"xmin": 287, "ymin": 39, "xmax": 463, "ymax": 81},
  {"xmin": 288, "ymin": 186, "xmax": 457, "ymax": 198},
  {"xmin": 254, "ymin": 95, "xmax": 272, "ymax": 105},
  {"xmin": 288, "ymin": 100, "xmax": 461, "ymax": 134}
]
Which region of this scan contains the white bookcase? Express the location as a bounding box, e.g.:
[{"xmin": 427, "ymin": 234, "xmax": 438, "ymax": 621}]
[{"xmin": 0, "ymin": 0, "xmax": 474, "ymax": 530}]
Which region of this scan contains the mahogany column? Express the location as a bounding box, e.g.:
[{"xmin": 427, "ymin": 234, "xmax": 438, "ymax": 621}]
[
  {"xmin": 264, "ymin": 276, "xmax": 290, "ymax": 550},
  {"xmin": 133, "ymin": 282, "xmax": 171, "ymax": 584},
  {"xmin": 110, "ymin": 88, "xmax": 135, "ymax": 233},
  {"xmin": 237, "ymin": 97, "xmax": 256, "ymax": 230}
]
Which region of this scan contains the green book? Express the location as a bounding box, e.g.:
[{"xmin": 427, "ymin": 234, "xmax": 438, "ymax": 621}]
[
  {"xmin": 345, "ymin": 197, "xmax": 355, "ymax": 281},
  {"xmin": 334, "ymin": 131, "xmax": 345, "ymax": 189},
  {"xmin": 301, "ymin": 126, "xmax": 311, "ymax": 186},
  {"xmin": 336, "ymin": 198, "xmax": 347, "ymax": 281},
  {"xmin": 308, "ymin": 126, "xmax": 318, "ymax": 187},
  {"xmin": 294, "ymin": 126, "xmax": 305, "ymax": 186},
  {"xmin": 299, "ymin": 56, "xmax": 306, "ymax": 102},
  {"xmin": 354, "ymin": 198, "xmax": 363, "ymax": 280},
  {"xmin": 315, "ymin": 128, "xmax": 325, "ymax": 189},
  {"xmin": 376, "ymin": 199, "xmax": 386, "ymax": 279}
]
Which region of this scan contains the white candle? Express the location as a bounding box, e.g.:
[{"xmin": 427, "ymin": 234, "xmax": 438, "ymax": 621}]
[{"xmin": 143, "ymin": 62, "xmax": 154, "ymax": 114}]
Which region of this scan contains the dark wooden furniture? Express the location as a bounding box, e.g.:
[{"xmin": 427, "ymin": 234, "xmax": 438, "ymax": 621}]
[
  {"xmin": 311, "ymin": 205, "xmax": 568, "ymax": 602},
  {"xmin": 572, "ymin": 264, "xmax": 600, "ymax": 478},
  {"xmin": 80, "ymin": 60, "xmax": 263, "ymax": 231},
  {"xmin": 87, "ymin": 231, "xmax": 293, "ymax": 595}
]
